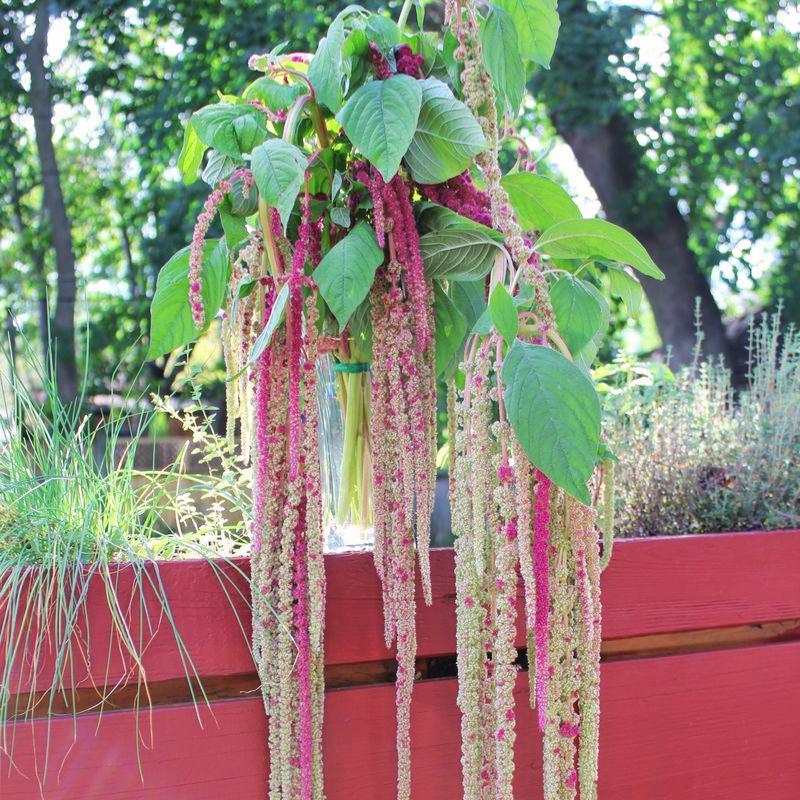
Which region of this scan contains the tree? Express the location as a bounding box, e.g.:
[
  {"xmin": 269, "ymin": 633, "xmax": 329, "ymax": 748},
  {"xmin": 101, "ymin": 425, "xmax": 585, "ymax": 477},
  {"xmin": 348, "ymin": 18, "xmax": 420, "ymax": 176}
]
[
  {"xmin": 533, "ymin": 0, "xmax": 799, "ymax": 371},
  {"xmin": 1, "ymin": 0, "xmax": 80, "ymax": 401}
]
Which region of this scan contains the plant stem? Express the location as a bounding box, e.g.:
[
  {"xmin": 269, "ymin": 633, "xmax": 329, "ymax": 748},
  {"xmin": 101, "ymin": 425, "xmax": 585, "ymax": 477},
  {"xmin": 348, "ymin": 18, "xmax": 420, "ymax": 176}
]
[{"xmin": 397, "ymin": 0, "xmax": 415, "ymax": 32}]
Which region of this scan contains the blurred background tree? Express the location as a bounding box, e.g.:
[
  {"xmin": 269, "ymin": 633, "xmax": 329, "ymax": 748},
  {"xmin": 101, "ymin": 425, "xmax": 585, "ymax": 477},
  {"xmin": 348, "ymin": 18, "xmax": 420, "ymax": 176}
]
[{"xmin": 1, "ymin": 0, "xmax": 797, "ymax": 398}]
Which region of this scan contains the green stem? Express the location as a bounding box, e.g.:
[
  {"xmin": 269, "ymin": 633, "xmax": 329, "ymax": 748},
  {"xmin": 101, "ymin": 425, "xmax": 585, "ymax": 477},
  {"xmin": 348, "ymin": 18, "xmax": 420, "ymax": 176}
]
[{"xmin": 397, "ymin": 0, "xmax": 415, "ymax": 32}]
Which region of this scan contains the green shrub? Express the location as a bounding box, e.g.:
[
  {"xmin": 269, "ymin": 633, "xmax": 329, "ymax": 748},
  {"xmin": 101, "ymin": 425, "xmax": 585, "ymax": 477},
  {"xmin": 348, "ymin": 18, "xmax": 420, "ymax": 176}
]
[{"xmin": 602, "ymin": 311, "xmax": 800, "ymax": 537}]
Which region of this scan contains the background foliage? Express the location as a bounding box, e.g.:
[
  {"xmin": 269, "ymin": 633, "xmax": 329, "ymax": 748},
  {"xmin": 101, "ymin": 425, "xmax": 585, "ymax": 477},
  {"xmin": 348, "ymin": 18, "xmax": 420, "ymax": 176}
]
[{"xmin": 0, "ymin": 0, "xmax": 797, "ymax": 399}]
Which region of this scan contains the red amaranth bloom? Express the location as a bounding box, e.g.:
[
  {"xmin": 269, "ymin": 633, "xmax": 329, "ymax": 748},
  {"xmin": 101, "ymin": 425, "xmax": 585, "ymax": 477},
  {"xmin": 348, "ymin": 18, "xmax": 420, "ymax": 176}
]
[
  {"xmin": 383, "ymin": 175, "xmax": 432, "ymax": 352},
  {"xmin": 533, "ymin": 470, "xmax": 552, "ymax": 731},
  {"xmin": 396, "ymin": 44, "xmax": 424, "ymax": 77},
  {"xmin": 369, "ymin": 42, "xmax": 392, "ymax": 80},
  {"xmin": 417, "ymin": 170, "xmax": 492, "ymax": 228}
]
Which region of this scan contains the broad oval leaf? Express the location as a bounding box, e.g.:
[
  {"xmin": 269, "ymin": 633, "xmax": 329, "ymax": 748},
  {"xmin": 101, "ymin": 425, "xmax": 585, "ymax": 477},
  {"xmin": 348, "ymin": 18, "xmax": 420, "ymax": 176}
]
[
  {"xmin": 314, "ymin": 221, "xmax": 385, "ymax": 331},
  {"xmin": 242, "ymin": 76, "xmax": 304, "ymax": 110},
  {"xmin": 177, "ymin": 121, "xmax": 204, "ymax": 185},
  {"xmin": 417, "ymin": 203, "xmax": 504, "ymax": 242},
  {"xmin": 550, "ymin": 275, "xmax": 604, "ymax": 356},
  {"xmin": 420, "ymin": 228, "xmax": 502, "ymax": 281},
  {"xmin": 202, "ymin": 149, "xmax": 241, "ymax": 187},
  {"xmin": 608, "ymin": 266, "xmax": 643, "ymax": 316},
  {"xmin": 336, "ymin": 75, "xmax": 423, "ymax": 182},
  {"xmin": 308, "ymin": 15, "xmax": 347, "ymax": 112},
  {"xmin": 535, "ymin": 218, "xmax": 665, "ymax": 279},
  {"xmin": 191, "ymin": 103, "xmax": 267, "ymax": 159},
  {"xmin": 502, "ymin": 341, "xmax": 600, "ymax": 504},
  {"xmin": 434, "ymin": 282, "xmax": 468, "ymax": 377},
  {"xmin": 480, "ymin": 5, "xmax": 525, "ymax": 116},
  {"xmin": 501, "ymin": 172, "xmax": 581, "ymax": 231},
  {"xmin": 489, "ymin": 283, "xmax": 519, "ymax": 344},
  {"xmin": 495, "ymin": 0, "xmax": 560, "ymax": 69},
  {"xmin": 251, "ymin": 139, "xmax": 307, "ymax": 232},
  {"xmin": 404, "ymin": 78, "xmax": 487, "ymax": 185},
  {"xmin": 147, "ymin": 239, "xmax": 229, "ymax": 360}
]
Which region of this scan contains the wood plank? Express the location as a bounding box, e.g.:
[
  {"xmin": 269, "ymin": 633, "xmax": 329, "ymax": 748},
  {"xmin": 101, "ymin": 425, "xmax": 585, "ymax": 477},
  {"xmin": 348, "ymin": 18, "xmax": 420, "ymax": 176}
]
[
  {"xmin": 3, "ymin": 641, "xmax": 800, "ymax": 799},
  {"xmin": 5, "ymin": 531, "xmax": 800, "ymax": 693}
]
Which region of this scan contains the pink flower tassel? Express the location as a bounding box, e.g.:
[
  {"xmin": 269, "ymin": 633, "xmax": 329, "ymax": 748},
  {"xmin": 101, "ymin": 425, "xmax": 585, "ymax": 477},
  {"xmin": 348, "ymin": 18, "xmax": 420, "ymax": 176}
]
[{"xmin": 533, "ymin": 470, "xmax": 552, "ymax": 731}]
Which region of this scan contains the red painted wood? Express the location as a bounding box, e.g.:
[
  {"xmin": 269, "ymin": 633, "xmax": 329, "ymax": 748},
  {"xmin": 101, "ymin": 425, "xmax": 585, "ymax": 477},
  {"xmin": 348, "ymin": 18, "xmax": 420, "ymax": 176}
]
[
  {"xmin": 6, "ymin": 530, "xmax": 800, "ymax": 693},
  {"xmin": 4, "ymin": 641, "xmax": 800, "ymax": 799},
  {"xmin": 6, "ymin": 530, "xmax": 800, "ymax": 694}
]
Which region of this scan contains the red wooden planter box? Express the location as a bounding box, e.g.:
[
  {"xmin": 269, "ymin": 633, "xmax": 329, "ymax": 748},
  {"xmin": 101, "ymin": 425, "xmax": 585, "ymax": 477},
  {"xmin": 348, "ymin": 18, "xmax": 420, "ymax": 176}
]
[{"xmin": 2, "ymin": 530, "xmax": 800, "ymax": 799}]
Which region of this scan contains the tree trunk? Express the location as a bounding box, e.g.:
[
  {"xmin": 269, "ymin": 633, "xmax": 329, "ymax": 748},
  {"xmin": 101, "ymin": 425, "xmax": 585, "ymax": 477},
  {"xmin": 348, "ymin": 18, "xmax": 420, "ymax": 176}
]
[
  {"xmin": 8, "ymin": 171, "xmax": 52, "ymax": 366},
  {"xmin": 556, "ymin": 116, "xmax": 734, "ymax": 369},
  {"xmin": 27, "ymin": 1, "xmax": 80, "ymax": 402}
]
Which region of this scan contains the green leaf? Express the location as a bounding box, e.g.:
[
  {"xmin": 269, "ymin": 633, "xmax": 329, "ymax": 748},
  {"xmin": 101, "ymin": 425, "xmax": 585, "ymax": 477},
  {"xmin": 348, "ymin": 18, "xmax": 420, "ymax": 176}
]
[
  {"xmin": 202, "ymin": 149, "xmax": 240, "ymax": 187},
  {"xmin": 417, "ymin": 203, "xmax": 504, "ymax": 242},
  {"xmin": 608, "ymin": 266, "xmax": 643, "ymax": 316},
  {"xmin": 434, "ymin": 282, "xmax": 468, "ymax": 377},
  {"xmin": 495, "ymin": 0, "xmax": 560, "ymax": 69},
  {"xmin": 444, "ymin": 280, "xmax": 486, "ymax": 372},
  {"xmin": 227, "ymin": 172, "xmax": 259, "ymax": 217},
  {"xmin": 480, "ymin": 6, "xmax": 525, "ymax": 116},
  {"xmin": 308, "ymin": 15, "xmax": 347, "ymax": 111},
  {"xmin": 502, "ymin": 341, "xmax": 600, "ymax": 503},
  {"xmin": 219, "ymin": 209, "xmax": 248, "ymax": 250},
  {"xmin": 574, "ymin": 281, "xmax": 610, "ymax": 372},
  {"xmin": 501, "ymin": 172, "xmax": 582, "ymax": 231},
  {"xmin": 550, "ymin": 275, "xmax": 604, "ymax": 356},
  {"xmin": 314, "ymin": 221, "xmax": 385, "ymax": 331},
  {"xmin": 147, "ymin": 239, "xmax": 229, "ymax": 360},
  {"xmin": 489, "ymin": 283, "xmax": 519, "ymax": 345},
  {"xmin": 336, "ymin": 75, "xmax": 422, "ymax": 181},
  {"xmin": 251, "ymin": 139, "xmax": 307, "ymax": 232},
  {"xmin": 242, "ymin": 76, "xmax": 304, "ymax": 109},
  {"xmin": 404, "ymin": 78, "xmax": 487, "ymax": 184},
  {"xmin": 535, "ymin": 218, "xmax": 665, "ymax": 279},
  {"xmin": 219, "ymin": 208, "xmax": 247, "ymax": 251},
  {"xmin": 191, "ymin": 103, "xmax": 267, "ymax": 158},
  {"xmin": 419, "ymin": 228, "xmax": 502, "ymax": 281},
  {"xmin": 366, "ymin": 16, "xmax": 402, "ymax": 51},
  {"xmin": 177, "ymin": 120, "xmax": 204, "ymax": 184},
  {"xmin": 248, "ymin": 282, "xmax": 290, "ymax": 366}
]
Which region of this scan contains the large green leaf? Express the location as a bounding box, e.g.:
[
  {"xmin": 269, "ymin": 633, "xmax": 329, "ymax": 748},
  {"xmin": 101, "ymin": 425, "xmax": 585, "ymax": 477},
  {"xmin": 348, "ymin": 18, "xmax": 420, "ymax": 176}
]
[
  {"xmin": 489, "ymin": 283, "xmax": 519, "ymax": 345},
  {"xmin": 250, "ymin": 139, "xmax": 307, "ymax": 232},
  {"xmin": 336, "ymin": 75, "xmax": 422, "ymax": 181},
  {"xmin": 574, "ymin": 281, "xmax": 611, "ymax": 372},
  {"xmin": 608, "ymin": 266, "xmax": 643, "ymax": 316},
  {"xmin": 242, "ymin": 77, "xmax": 304, "ymax": 110},
  {"xmin": 434, "ymin": 282, "xmax": 468, "ymax": 376},
  {"xmin": 535, "ymin": 218, "xmax": 665, "ymax": 279},
  {"xmin": 177, "ymin": 121, "xmax": 204, "ymax": 185},
  {"xmin": 419, "ymin": 228, "xmax": 502, "ymax": 281},
  {"xmin": 549, "ymin": 275, "xmax": 604, "ymax": 356},
  {"xmin": 502, "ymin": 341, "xmax": 600, "ymax": 503},
  {"xmin": 480, "ymin": 5, "xmax": 525, "ymax": 116},
  {"xmin": 202, "ymin": 149, "xmax": 240, "ymax": 187},
  {"xmin": 308, "ymin": 14, "xmax": 347, "ymax": 112},
  {"xmin": 147, "ymin": 239, "xmax": 228, "ymax": 360},
  {"xmin": 314, "ymin": 221, "xmax": 385, "ymax": 331},
  {"xmin": 404, "ymin": 78, "xmax": 487, "ymax": 184},
  {"xmin": 417, "ymin": 203, "xmax": 504, "ymax": 242},
  {"xmin": 191, "ymin": 103, "xmax": 267, "ymax": 158},
  {"xmin": 444, "ymin": 280, "xmax": 485, "ymax": 375},
  {"xmin": 502, "ymin": 172, "xmax": 581, "ymax": 231},
  {"xmin": 495, "ymin": 0, "xmax": 560, "ymax": 69}
]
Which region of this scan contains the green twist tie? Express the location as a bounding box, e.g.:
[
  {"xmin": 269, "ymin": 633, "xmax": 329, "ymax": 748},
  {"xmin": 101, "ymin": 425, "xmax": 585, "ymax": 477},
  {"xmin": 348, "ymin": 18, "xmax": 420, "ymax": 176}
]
[{"xmin": 333, "ymin": 362, "xmax": 371, "ymax": 373}]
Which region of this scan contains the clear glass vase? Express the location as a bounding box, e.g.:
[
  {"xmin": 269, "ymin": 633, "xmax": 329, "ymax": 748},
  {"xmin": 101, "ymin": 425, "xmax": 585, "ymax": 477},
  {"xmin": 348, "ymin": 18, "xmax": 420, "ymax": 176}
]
[{"xmin": 316, "ymin": 355, "xmax": 374, "ymax": 552}]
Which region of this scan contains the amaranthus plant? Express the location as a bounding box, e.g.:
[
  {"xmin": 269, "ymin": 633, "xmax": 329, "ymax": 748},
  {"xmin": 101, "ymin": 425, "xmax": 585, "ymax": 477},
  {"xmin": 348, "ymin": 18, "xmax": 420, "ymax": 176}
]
[{"xmin": 147, "ymin": 1, "xmax": 664, "ymax": 798}]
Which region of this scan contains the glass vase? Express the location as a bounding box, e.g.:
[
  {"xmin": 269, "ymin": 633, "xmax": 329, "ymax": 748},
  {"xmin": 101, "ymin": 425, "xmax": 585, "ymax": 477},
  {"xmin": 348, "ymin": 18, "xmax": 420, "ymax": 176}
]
[{"xmin": 316, "ymin": 355, "xmax": 374, "ymax": 551}]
